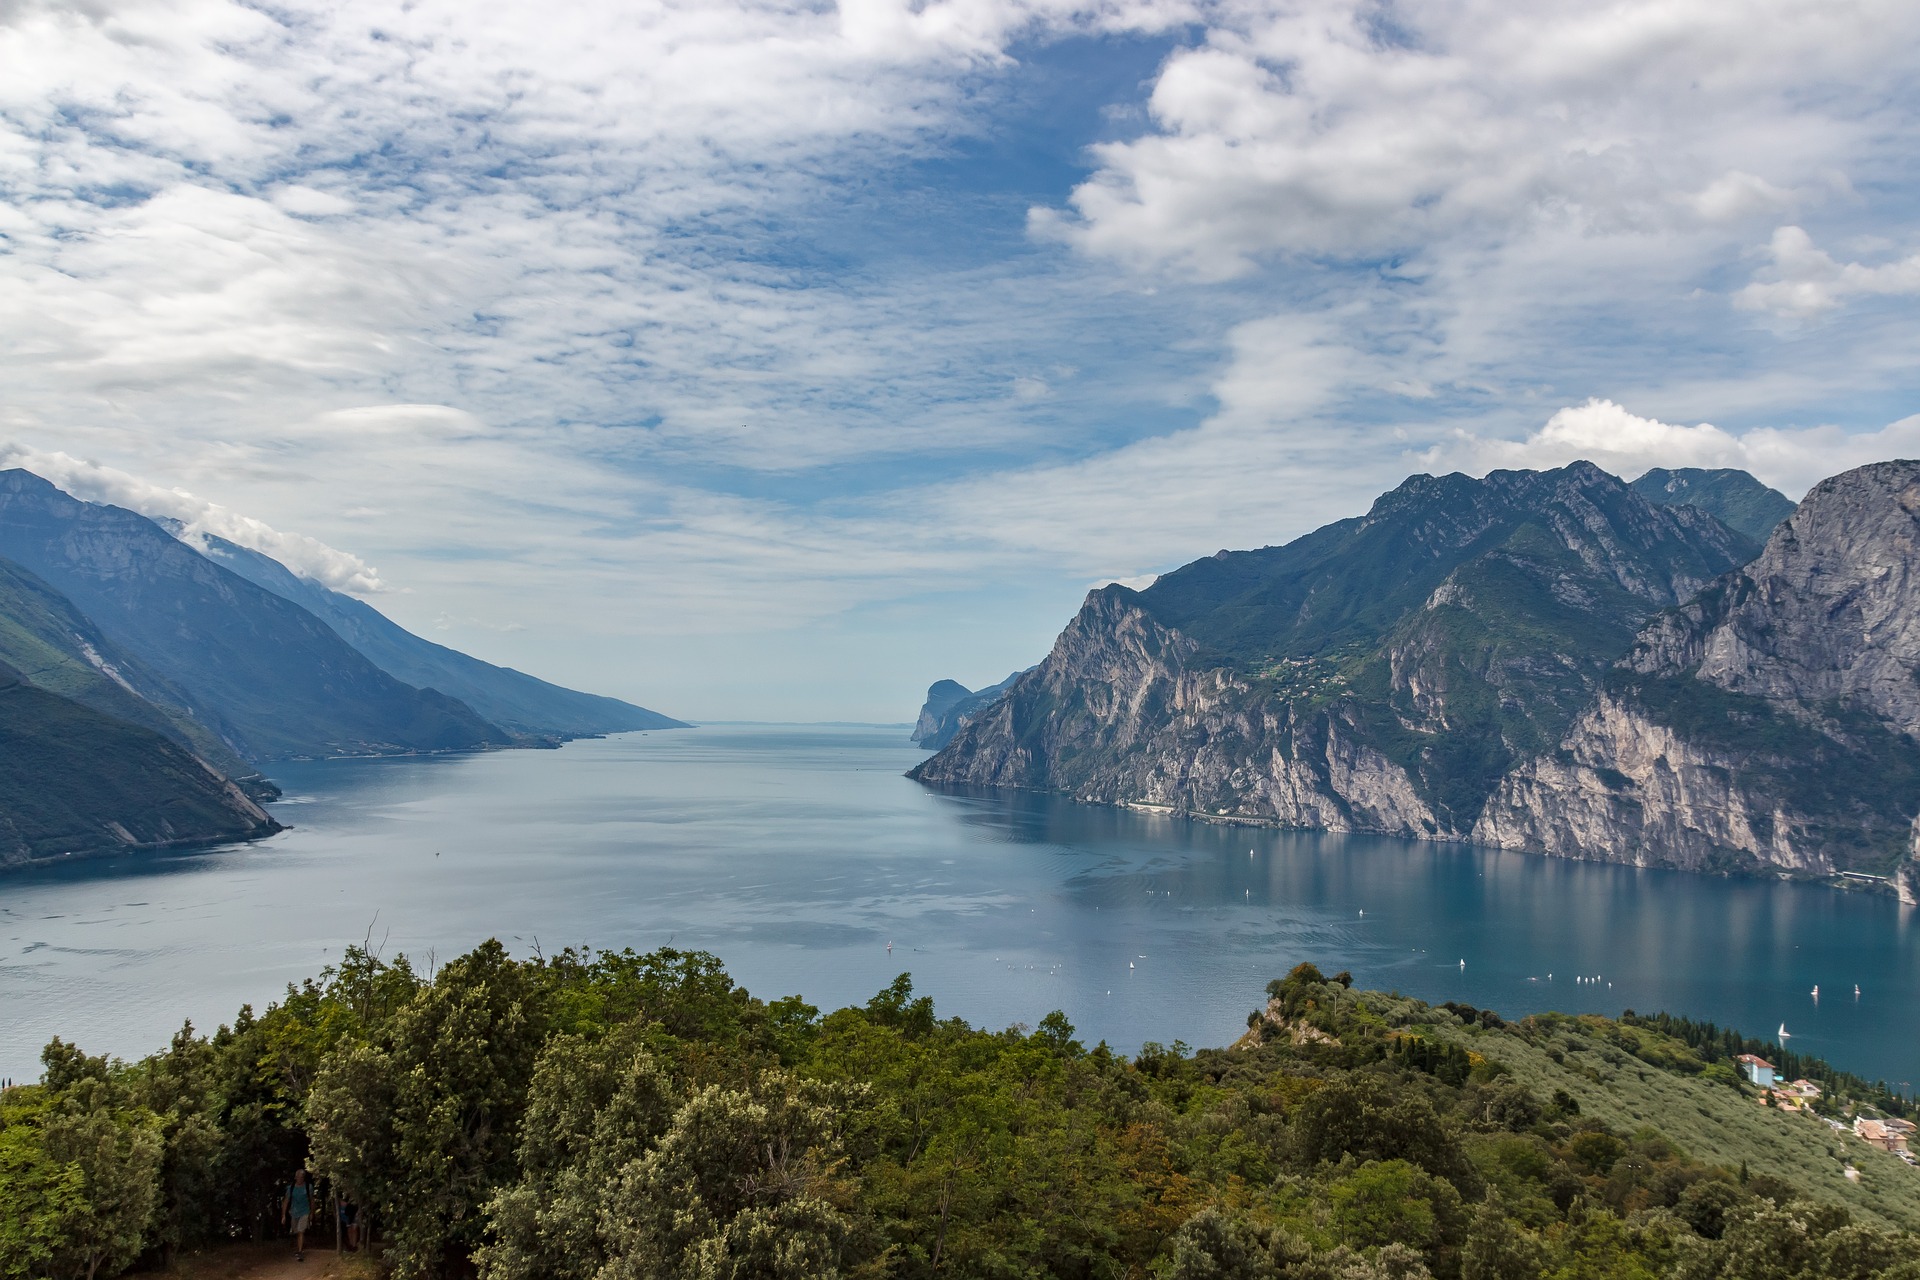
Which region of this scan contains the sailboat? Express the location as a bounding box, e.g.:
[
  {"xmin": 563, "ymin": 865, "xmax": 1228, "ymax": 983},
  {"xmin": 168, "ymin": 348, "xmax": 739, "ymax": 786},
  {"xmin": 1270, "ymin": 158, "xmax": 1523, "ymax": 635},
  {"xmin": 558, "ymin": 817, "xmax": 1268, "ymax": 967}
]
[
  {"xmin": 1812, "ymin": 984, "xmax": 1820, "ymax": 1001},
  {"xmin": 1778, "ymin": 1022, "xmax": 1792, "ymax": 1041}
]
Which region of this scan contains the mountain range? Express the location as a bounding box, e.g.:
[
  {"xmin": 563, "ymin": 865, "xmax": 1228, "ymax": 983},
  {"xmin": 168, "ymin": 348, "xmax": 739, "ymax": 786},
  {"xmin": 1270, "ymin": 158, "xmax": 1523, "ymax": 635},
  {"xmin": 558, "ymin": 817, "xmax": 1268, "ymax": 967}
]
[
  {"xmin": 911, "ymin": 462, "xmax": 1920, "ymax": 901},
  {"xmin": 0, "ymin": 469, "xmax": 682, "ymax": 868}
]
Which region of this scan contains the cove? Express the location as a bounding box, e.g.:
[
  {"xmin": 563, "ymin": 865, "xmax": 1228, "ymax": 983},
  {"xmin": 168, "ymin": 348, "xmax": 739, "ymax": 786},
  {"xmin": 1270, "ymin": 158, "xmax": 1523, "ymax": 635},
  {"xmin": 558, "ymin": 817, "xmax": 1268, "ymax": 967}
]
[{"xmin": 2, "ymin": 724, "xmax": 1916, "ymax": 1088}]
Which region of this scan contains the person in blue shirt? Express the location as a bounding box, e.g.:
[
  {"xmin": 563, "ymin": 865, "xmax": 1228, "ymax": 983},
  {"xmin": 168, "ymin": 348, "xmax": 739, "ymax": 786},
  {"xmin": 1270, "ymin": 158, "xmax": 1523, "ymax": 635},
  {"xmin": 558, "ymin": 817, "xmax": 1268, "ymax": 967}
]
[{"xmin": 282, "ymin": 1168, "xmax": 313, "ymax": 1262}]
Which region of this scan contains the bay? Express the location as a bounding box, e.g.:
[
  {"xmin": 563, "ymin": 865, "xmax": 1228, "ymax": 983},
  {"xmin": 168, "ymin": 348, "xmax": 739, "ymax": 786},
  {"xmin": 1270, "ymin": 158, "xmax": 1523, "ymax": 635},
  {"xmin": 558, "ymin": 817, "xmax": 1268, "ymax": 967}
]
[{"xmin": 2, "ymin": 723, "xmax": 1916, "ymax": 1089}]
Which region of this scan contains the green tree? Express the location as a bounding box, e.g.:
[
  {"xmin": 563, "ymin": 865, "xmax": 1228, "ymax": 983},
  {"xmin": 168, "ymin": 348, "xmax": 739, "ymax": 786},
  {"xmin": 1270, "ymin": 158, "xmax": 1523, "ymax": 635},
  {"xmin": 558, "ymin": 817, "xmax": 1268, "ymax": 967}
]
[
  {"xmin": 39, "ymin": 1075, "xmax": 165, "ymax": 1280},
  {"xmin": 598, "ymin": 1072, "xmax": 854, "ymax": 1280}
]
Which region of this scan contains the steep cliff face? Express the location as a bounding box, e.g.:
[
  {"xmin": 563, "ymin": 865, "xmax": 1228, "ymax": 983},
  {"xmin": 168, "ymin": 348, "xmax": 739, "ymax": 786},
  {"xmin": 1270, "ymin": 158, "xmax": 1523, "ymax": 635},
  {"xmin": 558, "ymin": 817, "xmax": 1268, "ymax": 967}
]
[
  {"xmin": 910, "ymin": 671, "xmax": 1026, "ymax": 749},
  {"xmin": 911, "ymin": 587, "xmax": 1445, "ymax": 835},
  {"xmin": 912, "ymin": 464, "xmax": 1761, "ymax": 841},
  {"xmin": 1476, "ymin": 461, "xmax": 1920, "ymax": 889}
]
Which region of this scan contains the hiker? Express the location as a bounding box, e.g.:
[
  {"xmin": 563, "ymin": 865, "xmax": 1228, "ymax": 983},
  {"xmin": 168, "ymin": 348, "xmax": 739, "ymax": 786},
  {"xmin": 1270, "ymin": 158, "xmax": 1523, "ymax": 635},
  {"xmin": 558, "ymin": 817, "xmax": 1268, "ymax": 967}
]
[
  {"xmin": 283, "ymin": 1167, "xmax": 313, "ymax": 1261},
  {"xmin": 339, "ymin": 1192, "xmax": 361, "ymax": 1251}
]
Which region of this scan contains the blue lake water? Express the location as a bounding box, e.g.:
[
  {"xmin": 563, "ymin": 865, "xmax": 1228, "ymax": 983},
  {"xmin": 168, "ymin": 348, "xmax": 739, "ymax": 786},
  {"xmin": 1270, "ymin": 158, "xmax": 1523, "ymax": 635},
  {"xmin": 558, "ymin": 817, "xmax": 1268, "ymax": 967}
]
[{"xmin": 2, "ymin": 724, "xmax": 1917, "ymax": 1087}]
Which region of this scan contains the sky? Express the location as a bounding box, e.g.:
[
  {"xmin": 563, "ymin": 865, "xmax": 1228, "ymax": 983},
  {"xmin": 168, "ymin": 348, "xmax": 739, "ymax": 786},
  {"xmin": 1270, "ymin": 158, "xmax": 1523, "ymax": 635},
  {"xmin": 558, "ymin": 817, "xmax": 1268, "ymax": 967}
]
[{"xmin": 4, "ymin": 0, "xmax": 1920, "ymax": 722}]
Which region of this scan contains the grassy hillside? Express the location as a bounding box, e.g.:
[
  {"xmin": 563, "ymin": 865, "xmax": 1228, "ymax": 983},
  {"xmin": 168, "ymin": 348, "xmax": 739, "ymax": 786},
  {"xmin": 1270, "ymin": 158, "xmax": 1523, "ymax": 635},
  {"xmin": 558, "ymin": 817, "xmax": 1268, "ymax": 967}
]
[{"xmin": 1423, "ymin": 1004, "xmax": 1920, "ymax": 1230}]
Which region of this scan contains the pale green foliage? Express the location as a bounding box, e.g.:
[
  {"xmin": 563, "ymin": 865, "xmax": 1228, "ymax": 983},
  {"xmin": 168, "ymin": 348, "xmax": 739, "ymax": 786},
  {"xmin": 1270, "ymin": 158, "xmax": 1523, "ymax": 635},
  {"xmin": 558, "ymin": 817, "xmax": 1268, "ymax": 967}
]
[
  {"xmin": 594, "ymin": 1073, "xmax": 854, "ymax": 1280},
  {"xmin": 0, "ymin": 1088, "xmax": 88, "ymax": 1280},
  {"xmin": 476, "ymin": 1027, "xmax": 677, "ymax": 1280},
  {"xmin": 0, "ymin": 1050, "xmax": 165, "ymax": 1280},
  {"xmin": 1165, "ymin": 1208, "xmax": 1435, "ymax": 1280}
]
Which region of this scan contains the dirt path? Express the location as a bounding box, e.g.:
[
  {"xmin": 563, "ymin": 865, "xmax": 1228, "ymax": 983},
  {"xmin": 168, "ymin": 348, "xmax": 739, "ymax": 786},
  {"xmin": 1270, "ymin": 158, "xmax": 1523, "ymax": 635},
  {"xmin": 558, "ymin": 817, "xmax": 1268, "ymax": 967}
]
[{"xmin": 129, "ymin": 1241, "xmax": 377, "ymax": 1280}]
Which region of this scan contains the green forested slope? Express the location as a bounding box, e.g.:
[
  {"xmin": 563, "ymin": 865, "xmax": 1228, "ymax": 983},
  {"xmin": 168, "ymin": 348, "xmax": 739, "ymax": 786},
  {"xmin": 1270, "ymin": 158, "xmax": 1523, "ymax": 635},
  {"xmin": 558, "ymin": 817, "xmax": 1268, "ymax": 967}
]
[
  {"xmin": 4, "ymin": 951, "xmax": 1916, "ymax": 1280},
  {"xmin": 0, "ymin": 556, "xmax": 261, "ymax": 783},
  {"xmin": 0, "ymin": 661, "xmax": 280, "ymax": 866}
]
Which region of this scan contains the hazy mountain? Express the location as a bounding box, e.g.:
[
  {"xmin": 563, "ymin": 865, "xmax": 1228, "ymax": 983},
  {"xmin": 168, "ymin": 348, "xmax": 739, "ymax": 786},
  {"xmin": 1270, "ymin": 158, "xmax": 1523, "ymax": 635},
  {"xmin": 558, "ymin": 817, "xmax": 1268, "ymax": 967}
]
[
  {"xmin": 1478, "ymin": 460, "xmax": 1920, "ymax": 895},
  {"xmin": 1631, "ymin": 467, "xmax": 1796, "ymax": 541},
  {"xmin": 0, "ymin": 470, "xmax": 506, "ymax": 762},
  {"xmin": 0, "ymin": 555, "xmax": 268, "ymax": 789},
  {"xmin": 0, "ymin": 659, "xmax": 279, "ymax": 868},
  {"xmin": 910, "ymin": 671, "xmax": 1024, "ymax": 749},
  {"xmin": 180, "ymin": 528, "xmax": 686, "ymax": 738},
  {"xmin": 913, "ymin": 462, "xmax": 1760, "ymax": 843}
]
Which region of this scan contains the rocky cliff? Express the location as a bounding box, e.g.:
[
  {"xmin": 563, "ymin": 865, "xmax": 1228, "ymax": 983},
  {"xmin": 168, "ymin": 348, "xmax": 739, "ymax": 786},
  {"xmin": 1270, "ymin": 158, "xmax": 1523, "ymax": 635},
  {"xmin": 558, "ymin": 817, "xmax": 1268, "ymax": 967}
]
[
  {"xmin": 910, "ymin": 671, "xmax": 1026, "ymax": 749},
  {"xmin": 913, "ymin": 463, "xmax": 1760, "ymax": 840},
  {"xmin": 916, "ymin": 459, "xmax": 1920, "ymax": 895},
  {"xmin": 1475, "ymin": 461, "xmax": 1920, "ymax": 896}
]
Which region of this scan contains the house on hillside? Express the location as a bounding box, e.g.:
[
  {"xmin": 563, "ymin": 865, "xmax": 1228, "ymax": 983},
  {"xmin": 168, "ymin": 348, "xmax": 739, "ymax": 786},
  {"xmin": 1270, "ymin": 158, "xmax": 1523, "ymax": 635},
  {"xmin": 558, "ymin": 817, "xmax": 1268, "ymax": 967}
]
[
  {"xmin": 1736, "ymin": 1054, "xmax": 1776, "ymax": 1088},
  {"xmin": 1854, "ymin": 1117, "xmax": 1910, "ymax": 1155},
  {"xmin": 1774, "ymin": 1079, "xmax": 1822, "ymax": 1111}
]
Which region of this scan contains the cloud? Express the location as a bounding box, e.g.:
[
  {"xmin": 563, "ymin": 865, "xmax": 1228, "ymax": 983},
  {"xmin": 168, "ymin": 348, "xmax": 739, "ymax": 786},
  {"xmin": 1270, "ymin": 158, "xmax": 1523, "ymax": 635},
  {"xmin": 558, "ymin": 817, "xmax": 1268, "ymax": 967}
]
[
  {"xmin": 1038, "ymin": 0, "xmax": 1916, "ymax": 280},
  {"xmin": 1735, "ymin": 225, "xmax": 1920, "ymax": 317},
  {"xmin": 1420, "ymin": 398, "xmax": 1920, "ymax": 498},
  {"xmin": 0, "ymin": 444, "xmax": 388, "ymax": 593}
]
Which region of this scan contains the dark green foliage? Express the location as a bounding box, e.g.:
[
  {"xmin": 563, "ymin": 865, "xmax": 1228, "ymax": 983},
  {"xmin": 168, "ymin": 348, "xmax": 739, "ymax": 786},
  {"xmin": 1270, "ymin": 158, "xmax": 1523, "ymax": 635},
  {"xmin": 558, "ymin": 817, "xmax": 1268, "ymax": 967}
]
[
  {"xmin": 0, "ymin": 661, "xmax": 279, "ymax": 865},
  {"xmin": 9, "ymin": 952, "xmax": 1920, "ymax": 1280}
]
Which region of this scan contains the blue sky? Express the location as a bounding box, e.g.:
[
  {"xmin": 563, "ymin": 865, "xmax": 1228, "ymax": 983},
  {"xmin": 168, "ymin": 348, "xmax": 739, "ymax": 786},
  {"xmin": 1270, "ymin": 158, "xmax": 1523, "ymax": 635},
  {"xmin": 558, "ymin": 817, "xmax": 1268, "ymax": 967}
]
[{"xmin": 5, "ymin": 0, "xmax": 1920, "ymax": 720}]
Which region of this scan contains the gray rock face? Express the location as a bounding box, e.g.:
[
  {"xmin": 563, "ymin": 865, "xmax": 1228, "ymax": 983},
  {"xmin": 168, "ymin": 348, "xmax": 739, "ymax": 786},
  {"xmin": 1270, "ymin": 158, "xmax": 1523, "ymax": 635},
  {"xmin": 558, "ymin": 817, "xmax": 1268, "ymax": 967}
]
[
  {"xmin": 914, "ymin": 460, "xmax": 1920, "ymax": 895},
  {"xmin": 1477, "ymin": 461, "xmax": 1920, "ymax": 894},
  {"xmin": 909, "ymin": 671, "xmax": 1027, "ymax": 749},
  {"xmin": 914, "ymin": 464, "xmax": 1757, "ymax": 842}
]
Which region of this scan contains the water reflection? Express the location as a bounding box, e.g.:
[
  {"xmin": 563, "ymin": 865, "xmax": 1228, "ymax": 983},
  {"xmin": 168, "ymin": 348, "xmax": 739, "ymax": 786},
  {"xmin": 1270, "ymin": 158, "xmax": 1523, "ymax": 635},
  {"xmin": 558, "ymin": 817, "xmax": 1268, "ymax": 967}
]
[{"xmin": 0, "ymin": 725, "xmax": 1914, "ymax": 1090}]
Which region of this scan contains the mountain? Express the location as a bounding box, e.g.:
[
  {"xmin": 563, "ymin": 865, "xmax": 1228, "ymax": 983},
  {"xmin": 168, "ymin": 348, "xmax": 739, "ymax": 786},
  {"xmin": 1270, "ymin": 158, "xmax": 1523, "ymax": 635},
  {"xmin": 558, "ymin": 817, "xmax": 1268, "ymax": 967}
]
[
  {"xmin": 0, "ymin": 659, "xmax": 279, "ymax": 868},
  {"xmin": 1631, "ymin": 467, "xmax": 1796, "ymax": 541},
  {"xmin": 913, "ymin": 462, "xmax": 1761, "ymax": 841},
  {"xmin": 179, "ymin": 528, "xmax": 686, "ymax": 738},
  {"xmin": 0, "ymin": 470, "xmax": 507, "ymax": 762},
  {"xmin": 0, "ymin": 555, "xmax": 268, "ymax": 789},
  {"xmin": 910, "ymin": 671, "xmax": 1024, "ymax": 749},
  {"xmin": 1476, "ymin": 460, "xmax": 1920, "ymax": 895}
]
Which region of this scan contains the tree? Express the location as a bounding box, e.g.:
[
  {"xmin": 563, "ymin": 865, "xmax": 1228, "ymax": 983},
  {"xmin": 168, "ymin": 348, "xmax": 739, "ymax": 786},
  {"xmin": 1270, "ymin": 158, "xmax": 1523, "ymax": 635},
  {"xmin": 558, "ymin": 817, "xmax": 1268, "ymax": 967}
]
[
  {"xmin": 0, "ymin": 1087, "xmax": 87, "ymax": 1280},
  {"xmin": 477, "ymin": 1028, "xmax": 677, "ymax": 1280},
  {"xmin": 310, "ymin": 939, "xmax": 548, "ymax": 1279},
  {"xmin": 597, "ymin": 1072, "xmax": 855, "ymax": 1280},
  {"xmin": 38, "ymin": 1076, "xmax": 165, "ymax": 1280}
]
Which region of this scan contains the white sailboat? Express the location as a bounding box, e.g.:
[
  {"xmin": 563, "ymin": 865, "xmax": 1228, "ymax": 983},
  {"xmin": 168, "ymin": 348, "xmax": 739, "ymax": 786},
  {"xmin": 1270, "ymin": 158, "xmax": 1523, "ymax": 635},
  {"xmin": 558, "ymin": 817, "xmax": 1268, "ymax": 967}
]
[
  {"xmin": 1778, "ymin": 1022, "xmax": 1792, "ymax": 1040},
  {"xmin": 1812, "ymin": 984, "xmax": 1819, "ymax": 1001}
]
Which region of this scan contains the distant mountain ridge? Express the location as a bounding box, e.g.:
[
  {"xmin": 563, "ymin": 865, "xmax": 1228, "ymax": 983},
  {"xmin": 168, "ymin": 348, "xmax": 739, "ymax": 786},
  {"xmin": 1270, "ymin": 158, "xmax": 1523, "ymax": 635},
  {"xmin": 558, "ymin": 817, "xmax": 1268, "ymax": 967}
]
[
  {"xmin": 0, "ymin": 658, "xmax": 279, "ymax": 867},
  {"xmin": 911, "ymin": 671, "xmax": 1024, "ymax": 749},
  {"xmin": 911, "ymin": 461, "xmax": 1920, "ymax": 897},
  {"xmin": 0, "ymin": 555, "xmax": 268, "ymax": 790},
  {"xmin": 1630, "ymin": 467, "xmax": 1796, "ymax": 541},
  {"xmin": 179, "ymin": 527, "xmax": 685, "ymax": 739},
  {"xmin": 0, "ymin": 469, "xmax": 505, "ymax": 762}
]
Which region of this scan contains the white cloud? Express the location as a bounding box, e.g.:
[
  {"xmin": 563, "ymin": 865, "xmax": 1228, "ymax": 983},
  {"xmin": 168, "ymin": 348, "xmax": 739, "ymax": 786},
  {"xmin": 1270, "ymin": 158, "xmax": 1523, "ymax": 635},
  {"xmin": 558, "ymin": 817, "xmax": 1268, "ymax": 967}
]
[
  {"xmin": 0, "ymin": 444, "xmax": 388, "ymax": 593},
  {"xmin": 1735, "ymin": 225, "xmax": 1920, "ymax": 317},
  {"xmin": 1421, "ymin": 398, "xmax": 1920, "ymax": 499},
  {"xmin": 1039, "ymin": 0, "xmax": 1918, "ymax": 280}
]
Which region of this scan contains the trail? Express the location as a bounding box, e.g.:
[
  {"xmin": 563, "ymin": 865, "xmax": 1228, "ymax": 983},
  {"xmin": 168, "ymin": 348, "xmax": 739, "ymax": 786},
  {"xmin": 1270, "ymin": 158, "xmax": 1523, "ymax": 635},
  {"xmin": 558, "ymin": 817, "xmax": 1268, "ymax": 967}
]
[{"xmin": 129, "ymin": 1241, "xmax": 373, "ymax": 1280}]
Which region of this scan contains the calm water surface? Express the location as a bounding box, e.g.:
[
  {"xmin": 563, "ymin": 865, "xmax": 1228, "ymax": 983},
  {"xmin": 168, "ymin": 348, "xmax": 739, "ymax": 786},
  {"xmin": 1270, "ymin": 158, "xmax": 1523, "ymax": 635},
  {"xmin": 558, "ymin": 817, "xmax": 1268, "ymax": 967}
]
[{"xmin": 3, "ymin": 725, "xmax": 1917, "ymax": 1086}]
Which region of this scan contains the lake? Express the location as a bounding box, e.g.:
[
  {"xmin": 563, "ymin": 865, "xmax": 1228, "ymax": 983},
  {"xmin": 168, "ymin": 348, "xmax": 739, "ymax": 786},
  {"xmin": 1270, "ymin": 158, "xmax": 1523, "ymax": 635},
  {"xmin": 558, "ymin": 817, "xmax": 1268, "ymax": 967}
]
[{"xmin": 3, "ymin": 724, "xmax": 1917, "ymax": 1088}]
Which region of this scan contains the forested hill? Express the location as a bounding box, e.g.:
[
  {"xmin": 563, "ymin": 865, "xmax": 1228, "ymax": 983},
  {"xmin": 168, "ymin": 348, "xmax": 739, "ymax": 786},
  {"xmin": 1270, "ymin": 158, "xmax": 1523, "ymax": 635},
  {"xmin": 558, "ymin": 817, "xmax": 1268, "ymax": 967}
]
[{"xmin": 5, "ymin": 948, "xmax": 1919, "ymax": 1280}]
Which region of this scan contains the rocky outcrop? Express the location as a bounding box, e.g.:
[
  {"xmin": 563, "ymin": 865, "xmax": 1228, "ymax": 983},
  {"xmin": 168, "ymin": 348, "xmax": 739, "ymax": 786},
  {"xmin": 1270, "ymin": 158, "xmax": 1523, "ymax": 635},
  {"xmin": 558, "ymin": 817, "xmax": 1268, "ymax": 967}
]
[
  {"xmin": 914, "ymin": 460, "xmax": 1920, "ymax": 889},
  {"xmin": 914, "ymin": 463, "xmax": 1759, "ymax": 843},
  {"xmin": 1477, "ymin": 461, "xmax": 1920, "ymax": 881},
  {"xmin": 910, "ymin": 671, "xmax": 1026, "ymax": 749}
]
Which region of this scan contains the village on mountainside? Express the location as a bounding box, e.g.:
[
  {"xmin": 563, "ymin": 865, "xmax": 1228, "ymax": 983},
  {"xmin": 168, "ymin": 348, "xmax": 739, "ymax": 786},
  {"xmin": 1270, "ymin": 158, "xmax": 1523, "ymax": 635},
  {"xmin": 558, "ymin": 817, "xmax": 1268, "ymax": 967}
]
[{"xmin": 1739, "ymin": 1053, "xmax": 1920, "ymax": 1170}]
